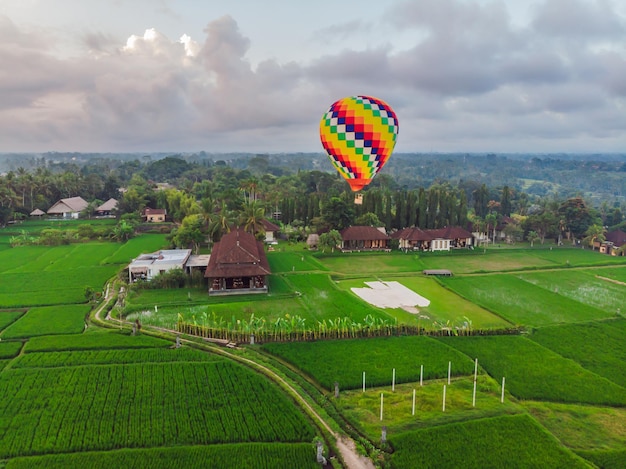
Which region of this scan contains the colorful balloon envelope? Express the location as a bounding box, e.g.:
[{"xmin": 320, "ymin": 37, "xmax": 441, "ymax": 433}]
[{"xmin": 320, "ymin": 95, "xmax": 399, "ymax": 192}]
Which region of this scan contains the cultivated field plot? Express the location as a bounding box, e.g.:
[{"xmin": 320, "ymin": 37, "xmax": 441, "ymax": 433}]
[
  {"xmin": 591, "ymin": 266, "xmax": 626, "ymax": 284},
  {"xmin": 4, "ymin": 443, "xmax": 319, "ymax": 469},
  {"xmin": 529, "ymin": 319, "xmax": 626, "ymax": 388},
  {"xmin": 0, "ymin": 237, "xmax": 168, "ymax": 308},
  {"xmin": 101, "ymin": 234, "xmax": 168, "ymax": 264},
  {"xmin": 316, "ymin": 251, "xmax": 426, "ymax": 275},
  {"xmin": 518, "ymin": 270, "xmax": 626, "ymax": 314},
  {"xmin": 284, "ymin": 273, "xmax": 385, "ymax": 322},
  {"xmin": 438, "ymin": 335, "xmax": 626, "ymax": 406},
  {"xmin": 0, "ymin": 304, "xmax": 92, "ymax": 339},
  {"xmin": 439, "ymin": 275, "xmax": 610, "ymax": 326},
  {"xmin": 263, "ymin": 335, "xmax": 475, "ymax": 391},
  {"xmin": 0, "ymin": 311, "xmax": 25, "ymax": 332},
  {"xmin": 337, "ymin": 379, "xmax": 518, "ymax": 439},
  {"xmin": 419, "ymin": 249, "xmax": 556, "ymax": 274},
  {"xmin": 337, "ymin": 276, "xmax": 511, "ymax": 329},
  {"xmin": 12, "ymin": 347, "xmax": 220, "ymax": 369},
  {"xmin": 267, "ymin": 251, "xmax": 328, "ymax": 273},
  {"xmin": 0, "ymin": 361, "xmax": 315, "ymax": 458},
  {"xmin": 23, "ymin": 331, "xmax": 172, "ymax": 353},
  {"xmin": 0, "ymin": 341, "xmax": 23, "ymax": 359},
  {"xmin": 388, "ymin": 414, "xmax": 588, "ymax": 469},
  {"xmin": 525, "ymin": 401, "xmax": 626, "ymax": 451}
]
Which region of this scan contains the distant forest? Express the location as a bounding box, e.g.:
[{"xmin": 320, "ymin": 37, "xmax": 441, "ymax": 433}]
[{"xmin": 1, "ymin": 152, "xmax": 625, "ymax": 249}]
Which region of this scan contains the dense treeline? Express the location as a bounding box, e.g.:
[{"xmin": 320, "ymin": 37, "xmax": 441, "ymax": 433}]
[{"xmin": 1, "ymin": 155, "xmax": 625, "ymax": 251}]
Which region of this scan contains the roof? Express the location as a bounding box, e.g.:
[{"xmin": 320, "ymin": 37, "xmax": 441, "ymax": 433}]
[
  {"xmin": 47, "ymin": 197, "xmax": 89, "ymax": 214},
  {"xmin": 96, "ymin": 198, "xmax": 118, "ymax": 211},
  {"xmin": 205, "ymin": 227, "xmax": 271, "ymax": 279},
  {"xmin": 143, "ymin": 207, "xmax": 167, "ymax": 216},
  {"xmin": 30, "ymin": 208, "xmax": 45, "ymax": 216},
  {"xmin": 261, "ymin": 219, "xmax": 280, "ymax": 232},
  {"xmin": 129, "ymin": 249, "xmax": 192, "ymax": 271},
  {"xmin": 605, "ymin": 229, "xmax": 626, "ymax": 247},
  {"xmin": 391, "ymin": 227, "xmax": 434, "ymax": 241},
  {"xmin": 429, "ymin": 226, "xmax": 473, "ymax": 240},
  {"xmin": 186, "ymin": 254, "xmax": 211, "ymax": 268},
  {"xmin": 340, "ymin": 226, "xmax": 390, "ymax": 241}
]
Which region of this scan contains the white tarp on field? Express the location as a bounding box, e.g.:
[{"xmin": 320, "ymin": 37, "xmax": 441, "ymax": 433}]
[{"xmin": 351, "ymin": 281, "xmax": 430, "ymax": 309}]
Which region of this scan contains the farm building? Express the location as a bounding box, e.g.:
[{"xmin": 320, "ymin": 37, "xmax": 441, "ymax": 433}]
[
  {"xmin": 143, "ymin": 207, "xmax": 167, "ymax": 222},
  {"xmin": 340, "ymin": 226, "xmax": 390, "ymax": 251},
  {"xmin": 261, "ymin": 219, "xmax": 280, "ymax": 243},
  {"xmin": 205, "ymin": 227, "xmax": 271, "ymax": 295},
  {"xmin": 306, "ymin": 234, "xmax": 319, "ymax": 250},
  {"xmin": 393, "ymin": 226, "xmax": 474, "ymax": 252},
  {"xmin": 128, "ymin": 249, "xmax": 192, "ymax": 282},
  {"xmin": 95, "ymin": 198, "xmax": 118, "ymax": 217},
  {"xmin": 47, "ymin": 196, "xmax": 89, "ymax": 219},
  {"xmin": 599, "ymin": 229, "xmax": 626, "ymax": 256},
  {"xmin": 29, "ymin": 208, "xmax": 45, "ymax": 217}
]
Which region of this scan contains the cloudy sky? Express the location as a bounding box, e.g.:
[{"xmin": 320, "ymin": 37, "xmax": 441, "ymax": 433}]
[{"xmin": 1, "ymin": 0, "xmax": 625, "ymax": 153}]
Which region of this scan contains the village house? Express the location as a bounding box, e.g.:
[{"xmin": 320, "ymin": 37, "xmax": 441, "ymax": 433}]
[
  {"xmin": 205, "ymin": 227, "xmax": 271, "ymax": 295},
  {"xmin": 340, "ymin": 226, "xmax": 390, "ymax": 251},
  {"xmin": 598, "ymin": 229, "xmax": 626, "ymax": 256},
  {"xmin": 95, "ymin": 198, "xmax": 118, "ymax": 217},
  {"xmin": 261, "ymin": 219, "xmax": 281, "ymax": 244},
  {"xmin": 128, "ymin": 249, "xmax": 192, "ymax": 282},
  {"xmin": 47, "ymin": 196, "xmax": 89, "ymax": 219},
  {"xmin": 143, "ymin": 207, "xmax": 167, "ymax": 223},
  {"xmin": 392, "ymin": 226, "xmax": 474, "ymax": 252}
]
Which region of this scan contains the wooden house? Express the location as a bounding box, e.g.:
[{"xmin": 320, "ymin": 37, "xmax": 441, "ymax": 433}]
[
  {"xmin": 340, "ymin": 226, "xmax": 390, "ymax": 251},
  {"xmin": 205, "ymin": 228, "xmax": 271, "ymax": 295}
]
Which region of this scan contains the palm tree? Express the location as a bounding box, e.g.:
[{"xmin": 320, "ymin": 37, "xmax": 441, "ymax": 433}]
[
  {"xmin": 583, "ymin": 224, "xmax": 605, "ymax": 251},
  {"xmin": 240, "ymin": 201, "xmax": 266, "ymax": 237}
]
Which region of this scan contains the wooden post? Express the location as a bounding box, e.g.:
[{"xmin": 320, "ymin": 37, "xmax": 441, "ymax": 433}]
[
  {"xmin": 442, "ymin": 385, "xmax": 447, "ymax": 412},
  {"xmin": 474, "ymin": 358, "xmax": 478, "ymax": 381},
  {"xmin": 363, "ymin": 371, "xmax": 366, "ymax": 393},
  {"xmin": 420, "ymin": 364, "xmax": 423, "ymax": 386},
  {"xmin": 472, "ymin": 379, "xmax": 477, "ymax": 407},
  {"xmin": 412, "ymin": 388, "xmax": 416, "ymax": 416},
  {"xmin": 380, "ymin": 393, "xmax": 384, "ymax": 421},
  {"xmin": 392, "ymin": 368, "xmax": 396, "ymax": 391},
  {"xmin": 501, "ymin": 377, "xmax": 505, "ymax": 403},
  {"xmin": 334, "ymin": 382, "xmax": 339, "ymax": 399}
]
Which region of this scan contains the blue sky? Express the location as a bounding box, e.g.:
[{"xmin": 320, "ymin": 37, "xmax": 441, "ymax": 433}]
[{"xmin": 0, "ymin": 0, "xmax": 625, "ymax": 153}]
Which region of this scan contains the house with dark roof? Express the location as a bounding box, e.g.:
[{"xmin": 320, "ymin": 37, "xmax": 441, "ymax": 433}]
[
  {"xmin": 340, "ymin": 226, "xmax": 390, "ymax": 251},
  {"xmin": 205, "ymin": 227, "xmax": 271, "ymax": 295},
  {"xmin": 47, "ymin": 197, "xmax": 89, "ymax": 219},
  {"xmin": 392, "ymin": 226, "xmax": 474, "ymax": 252},
  {"xmin": 599, "ymin": 229, "xmax": 626, "ymax": 256}
]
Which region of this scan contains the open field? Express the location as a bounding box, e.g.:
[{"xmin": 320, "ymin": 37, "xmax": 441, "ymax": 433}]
[
  {"xmin": 438, "ymin": 335, "xmax": 626, "ymax": 405},
  {"xmin": 439, "ymin": 274, "xmax": 611, "ymax": 326},
  {"xmin": 0, "ymin": 360, "xmax": 315, "ymax": 458},
  {"xmin": 388, "ymin": 414, "xmax": 589, "ymax": 469},
  {"xmin": 4, "ymin": 443, "xmax": 319, "ymax": 469},
  {"xmin": 529, "ymin": 319, "xmax": 626, "ymax": 388},
  {"xmin": 2, "ymin": 231, "xmax": 626, "ymax": 466},
  {"xmin": 0, "ymin": 304, "xmax": 92, "ymax": 339},
  {"xmin": 336, "ymin": 276, "xmax": 511, "ymax": 329},
  {"xmin": 262, "ymin": 335, "xmax": 475, "ymax": 391}
]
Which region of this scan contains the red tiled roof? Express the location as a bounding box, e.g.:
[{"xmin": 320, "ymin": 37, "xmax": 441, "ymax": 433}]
[
  {"xmin": 340, "ymin": 226, "xmax": 389, "ymax": 241},
  {"xmin": 143, "ymin": 207, "xmax": 166, "ymax": 216},
  {"xmin": 429, "ymin": 226, "xmax": 473, "ymax": 239},
  {"xmin": 391, "ymin": 227, "xmax": 434, "ymax": 241},
  {"xmin": 205, "ymin": 227, "xmax": 271, "ymax": 278}
]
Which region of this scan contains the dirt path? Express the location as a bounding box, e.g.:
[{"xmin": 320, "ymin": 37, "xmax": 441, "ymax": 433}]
[{"xmin": 596, "ymin": 275, "xmax": 626, "ymax": 287}]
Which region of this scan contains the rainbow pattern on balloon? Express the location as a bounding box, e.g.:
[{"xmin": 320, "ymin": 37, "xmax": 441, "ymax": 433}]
[{"xmin": 320, "ymin": 95, "xmax": 399, "ymax": 192}]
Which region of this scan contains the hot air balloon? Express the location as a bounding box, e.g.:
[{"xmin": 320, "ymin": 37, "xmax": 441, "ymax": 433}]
[{"xmin": 320, "ymin": 95, "xmax": 399, "ymax": 192}]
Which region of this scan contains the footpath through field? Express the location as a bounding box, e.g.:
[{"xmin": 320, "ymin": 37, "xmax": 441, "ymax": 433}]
[{"xmin": 94, "ymin": 281, "xmax": 375, "ymax": 469}]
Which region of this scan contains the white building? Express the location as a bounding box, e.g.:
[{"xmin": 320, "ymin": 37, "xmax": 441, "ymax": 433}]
[{"xmin": 128, "ymin": 249, "xmax": 192, "ymax": 282}]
